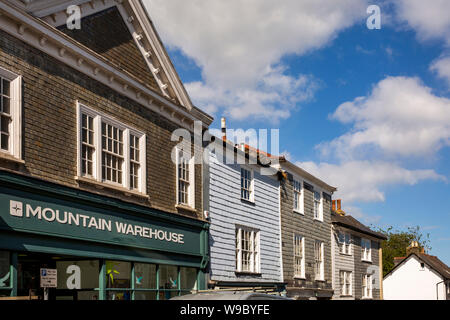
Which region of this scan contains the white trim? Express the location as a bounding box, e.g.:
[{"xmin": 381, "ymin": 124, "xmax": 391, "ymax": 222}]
[
  {"xmin": 361, "ymin": 238, "xmax": 372, "ymax": 262},
  {"xmin": 313, "ymin": 188, "xmax": 324, "ymax": 222},
  {"xmin": 175, "ymin": 146, "xmax": 195, "ymax": 209},
  {"xmin": 240, "ymin": 165, "xmax": 255, "ymax": 203},
  {"xmin": 292, "ymin": 177, "xmax": 304, "ymax": 215},
  {"xmin": 0, "ymin": 66, "xmax": 22, "ymax": 160},
  {"xmin": 76, "ymin": 102, "xmax": 147, "ymax": 194}
]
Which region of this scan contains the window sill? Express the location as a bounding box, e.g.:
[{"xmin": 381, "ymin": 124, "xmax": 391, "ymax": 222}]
[
  {"xmin": 235, "ymin": 271, "xmax": 262, "ymax": 277},
  {"xmin": 0, "ymin": 151, "xmax": 24, "ymax": 165},
  {"xmin": 361, "ymin": 259, "xmax": 373, "ymax": 264},
  {"xmin": 314, "ymin": 278, "xmax": 326, "ymax": 282},
  {"xmin": 340, "ymin": 294, "xmax": 353, "ymax": 298},
  {"xmin": 340, "ymin": 252, "xmax": 353, "ymax": 256},
  {"xmin": 361, "ymin": 297, "xmax": 373, "ymax": 300},
  {"xmin": 293, "ymin": 276, "xmax": 306, "ymax": 280},
  {"xmin": 313, "ymin": 217, "xmax": 323, "ymax": 222},
  {"xmin": 75, "ymin": 176, "xmax": 149, "ymax": 199},
  {"xmin": 175, "ymin": 204, "xmax": 197, "ymax": 213},
  {"xmin": 293, "ymin": 210, "xmax": 304, "ymax": 215},
  {"xmin": 240, "ymin": 198, "xmax": 255, "ymax": 205}
]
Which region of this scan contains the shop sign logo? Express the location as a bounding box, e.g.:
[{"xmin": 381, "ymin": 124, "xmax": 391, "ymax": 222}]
[{"xmin": 10, "ymin": 200, "xmax": 23, "ymax": 217}]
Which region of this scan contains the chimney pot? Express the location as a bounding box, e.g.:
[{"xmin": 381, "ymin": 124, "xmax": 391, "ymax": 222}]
[
  {"xmin": 221, "ymin": 117, "xmax": 227, "ymax": 141},
  {"xmin": 332, "ymin": 200, "xmax": 336, "ymax": 211},
  {"xmin": 337, "ymin": 199, "xmax": 341, "ymax": 210}
]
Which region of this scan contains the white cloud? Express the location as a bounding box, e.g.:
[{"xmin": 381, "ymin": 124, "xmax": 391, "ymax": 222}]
[
  {"xmin": 185, "ymin": 70, "xmax": 319, "ymax": 122},
  {"xmin": 430, "ymin": 55, "xmax": 450, "ymax": 88},
  {"xmin": 145, "ymin": 0, "xmax": 368, "ymax": 120},
  {"xmin": 298, "ymin": 160, "xmax": 445, "ymax": 203},
  {"xmin": 317, "ymin": 76, "xmax": 450, "ymax": 160},
  {"xmin": 394, "ymin": 0, "xmax": 450, "ymax": 44}
]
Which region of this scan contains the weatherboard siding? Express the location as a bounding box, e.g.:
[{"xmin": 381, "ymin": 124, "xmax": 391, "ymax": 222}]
[
  {"xmin": 280, "ymin": 173, "xmax": 333, "ymax": 295},
  {"xmin": 207, "ymin": 152, "xmax": 282, "ymax": 283},
  {"xmin": 332, "ymin": 226, "xmax": 382, "ymax": 299}
]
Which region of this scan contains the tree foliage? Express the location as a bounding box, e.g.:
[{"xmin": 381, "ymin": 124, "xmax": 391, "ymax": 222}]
[{"xmin": 372, "ymin": 225, "xmax": 431, "ymax": 277}]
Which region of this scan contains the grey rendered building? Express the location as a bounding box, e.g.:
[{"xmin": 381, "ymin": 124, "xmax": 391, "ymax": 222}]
[
  {"xmin": 275, "ymin": 158, "xmax": 337, "ymax": 300},
  {"xmin": 331, "ymin": 201, "xmax": 387, "ymax": 300}
]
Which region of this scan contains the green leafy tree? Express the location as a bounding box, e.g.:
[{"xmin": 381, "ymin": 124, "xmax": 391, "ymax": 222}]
[{"xmin": 372, "ymin": 225, "xmax": 431, "ymax": 277}]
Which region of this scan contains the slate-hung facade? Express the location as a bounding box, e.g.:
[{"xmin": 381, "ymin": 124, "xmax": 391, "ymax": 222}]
[
  {"xmin": 204, "ymin": 138, "xmax": 284, "ymax": 291},
  {"xmin": 275, "ymin": 159, "xmax": 337, "ymax": 299},
  {"xmin": 331, "ymin": 201, "xmax": 387, "ymax": 300},
  {"xmin": 0, "ymin": 0, "xmax": 213, "ymax": 300}
]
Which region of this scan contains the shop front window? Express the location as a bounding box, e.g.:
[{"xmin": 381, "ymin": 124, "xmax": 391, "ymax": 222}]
[
  {"xmin": 56, "ymin": 260, "xmax": 99, "ymax": 300},
  {"xmin": 0, "ymin": 251, "xmax": 10, "ymax": 294},
  {"xmin": 134, "ymin": 263, "xmax": 157, "ymax": 301},
  {"xmin": 159, "ymin": 264, "xmax": 178, "ymax": 300},
  {"xmin": 180, "ymin": 267, "xmax": 197, "ymax": 296},
  {"xmin": 106, "ymin": 260, "xmax": 131, "ymax": 300}
]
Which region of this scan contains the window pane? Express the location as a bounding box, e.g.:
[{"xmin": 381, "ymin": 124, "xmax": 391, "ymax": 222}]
[
  {"xmin": 105, "ymin": 261, "xmax": 131, "ymax": 289},
  {"xmin": 180, "ymin": 267, "xmax": 197, "ymax": 291},
  {"xmin": 159, "ymin": 265, "xmax": 178, "ymax": 291},
  {"xmin": 2, "ymin": 79, "xmax": 10, "ymax": 97},
  {"xmin": 0, "ymin": 251, "xmax": 10, "ymax": 288},
  {"xmin": 56, "ymin": 260, "xmax": 99, "ymax": 290},
  {"xmin": 2, "ymin": 97, "xmax": 10, "ymax": 114},
  {"xmin": 1, "ymin": 133, "xmax": 8, "ymax": 151},
  {"xmin": 134, "ymin": 263, "xmax": 156, "ymax": 289}
]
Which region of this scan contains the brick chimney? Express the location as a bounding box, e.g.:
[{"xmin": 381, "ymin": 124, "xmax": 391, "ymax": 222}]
[
  {"xmin": 406, "ymin": 241, "xmax": 422, "ymax": 256},
  {"xmin": 333, "ymin": 199, "xmax": 345, "ymax": 216}
]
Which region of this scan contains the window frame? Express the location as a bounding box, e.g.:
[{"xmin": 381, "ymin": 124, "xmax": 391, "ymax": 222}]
[
  {"xmin": 76, "ymin": 102, "xmax": 146, "ymax": 194},
  {"xmin": 340, "ymin": 270, "xmax": 353, "ymax": 296},
  {"xmin": 240, "ymin": 166, "xmax": 254, "ymax": 203},
  {"xmin": 313, "ymin": 189, "xmax": 324, "ymax": 221},
  {"xmin": 0, "ymin": 67, "xmax": 22, "ymax": 160},
  {"xmin": 314, "ymin": 240, "xmax": 325, "ymax": 281},
  {"xmin": 361, "ymin": 238, "xmax": 372, "ymax": 262},
  {"xmin": 293, "ymin": 234, "xmax": 305, "ymax": 279},
  {"xmin": 339, "ymin": 232, "xmax": 352, "ymax": 255},
  {"xmin": 293, "ymin": 179, "xmax": 304, "ymax": 214},
  {"xmin": 362, "ymin": 274, "xmax": 373, "ymax": 299},
  {"xmin": 235, "ymin": 226, "xmax": 260, "ymax": 274},
  {"xmin": 175, "ymin": 146, "xmax": 195, "ymax": 208}
]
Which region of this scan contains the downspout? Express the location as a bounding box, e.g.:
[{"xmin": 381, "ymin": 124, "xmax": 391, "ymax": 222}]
[{"xmin": 436, "ymin": 280, "xmax": 445, "ymax": 300}]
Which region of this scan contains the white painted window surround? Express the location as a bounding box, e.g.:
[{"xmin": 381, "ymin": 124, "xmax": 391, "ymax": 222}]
[
  {"xmin": 176, "ymin": 147, "xmax": 195, "ymax": 208},
  {"xmin": 313, "ymin": 189, "xmax": 324, "ymax": 221},
  {"xmin": 76, "ymin": 102, "xmax": 146, "ymax": 194},
  {"xmin": 0, "ymin": 67, "xmax": 22, "ymax": 160},
  {"xmin": 340, "ymin": 270, "xmax": 353, "ymax": 296},
  {"xmin": 362, "ymin": 274, "xmax": 373, "ymax": 298},
  {"xmin": 293, "ymin": 234, "xmax": 305, "ymax": 278},
  {"xmin": 293, "ymin": 179, "xmax": 304, "ymax": 214},
  {"xmin": 361, "ymin": 238, "xmax": 372, "ymax": 262},
  {"xmin": 240, "ymin": 166, "xmax": 254, "ymax": 202},
  {"xmin": 314, "ymin": 240, "xmax": 325, "ymax": 281},
  {"xmin": 236, "ymin": 226, "xmax": 260, "ymax": 274},
  {"xmin": 339, "ymin": 232, "xmax": 352, "ymax": 255}
]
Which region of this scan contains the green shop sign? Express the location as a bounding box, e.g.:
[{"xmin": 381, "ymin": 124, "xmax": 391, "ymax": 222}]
[{"xmin": 0, "ymin": 182, "xmax": 204, "ymax": 257}]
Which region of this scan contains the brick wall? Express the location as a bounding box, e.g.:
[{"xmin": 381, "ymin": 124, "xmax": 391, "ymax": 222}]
[{"xmin": 0, "ymin": 29, "xmax": 203, "ymax": 220}]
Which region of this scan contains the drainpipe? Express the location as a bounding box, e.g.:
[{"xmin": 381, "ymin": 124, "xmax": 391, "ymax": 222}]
[{"xmin": 436, "ymin": 280, "xmax": 445, "ymax": 300}]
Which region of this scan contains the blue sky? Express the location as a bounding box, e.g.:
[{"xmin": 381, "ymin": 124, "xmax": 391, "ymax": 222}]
[{"xmin": 145, "ymin": 0, "xmax": 450, "ymax": 264}]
